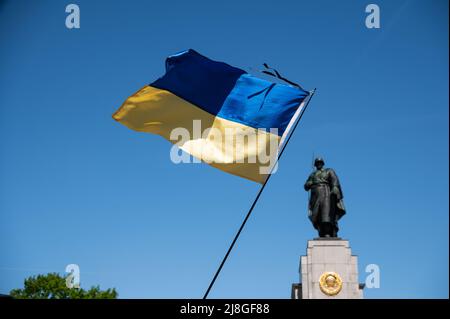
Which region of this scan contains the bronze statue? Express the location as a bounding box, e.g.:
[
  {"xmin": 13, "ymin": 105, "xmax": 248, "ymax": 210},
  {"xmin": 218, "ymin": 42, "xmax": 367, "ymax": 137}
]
[{"xmin": 304, "ymin": 158, "xmax": 346, "ymax": 238}]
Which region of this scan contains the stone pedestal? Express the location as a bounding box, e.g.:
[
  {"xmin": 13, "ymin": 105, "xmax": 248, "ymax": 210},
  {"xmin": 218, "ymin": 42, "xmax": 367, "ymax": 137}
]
[{"xmin": 292, "ymin": 238, "xmax": 364, "ymax": 299}]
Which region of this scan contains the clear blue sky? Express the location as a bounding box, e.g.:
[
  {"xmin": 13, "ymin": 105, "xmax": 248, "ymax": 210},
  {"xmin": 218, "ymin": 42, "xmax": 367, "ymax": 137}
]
[{"xmin": 0, "ymin": 0, "xmax": 448, "ymax": 299}]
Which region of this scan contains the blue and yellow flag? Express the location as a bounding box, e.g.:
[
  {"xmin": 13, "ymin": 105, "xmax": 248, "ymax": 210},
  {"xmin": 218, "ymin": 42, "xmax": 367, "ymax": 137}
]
[{"xmin": 113, "ymin": 49, "xmax": 309, "ymax": 183}]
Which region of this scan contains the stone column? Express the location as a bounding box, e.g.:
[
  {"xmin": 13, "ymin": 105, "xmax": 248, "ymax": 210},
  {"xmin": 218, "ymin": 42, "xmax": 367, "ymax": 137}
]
[{"xmin": 292, "ymin": 238, "xmax": 364, "ymax": 299}]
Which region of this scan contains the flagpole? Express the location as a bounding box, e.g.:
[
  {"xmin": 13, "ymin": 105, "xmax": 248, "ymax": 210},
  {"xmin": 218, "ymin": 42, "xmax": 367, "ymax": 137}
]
[{"xmin": 203, "ymin": 88, "xmax": 316, "ymax": 299}]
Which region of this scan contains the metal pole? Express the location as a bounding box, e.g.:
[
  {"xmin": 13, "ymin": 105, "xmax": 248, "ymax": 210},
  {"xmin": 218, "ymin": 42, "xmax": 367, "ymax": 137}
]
[{"xmin": 203, "ymin": 89, "xmax": 316, "ymax": 299}]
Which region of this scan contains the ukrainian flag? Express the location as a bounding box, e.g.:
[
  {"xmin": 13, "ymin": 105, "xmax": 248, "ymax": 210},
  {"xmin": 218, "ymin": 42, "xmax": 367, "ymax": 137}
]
[{"xmin": 113, "ymin": 49, "xmax": 309, "ymax": 183}]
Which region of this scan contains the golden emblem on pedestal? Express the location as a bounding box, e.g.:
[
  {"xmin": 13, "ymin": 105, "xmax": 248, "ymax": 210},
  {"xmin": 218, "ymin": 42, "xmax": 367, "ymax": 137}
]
[{"xmin": 319, "ymin": 272, "xmax": 343, "ymax": 296}]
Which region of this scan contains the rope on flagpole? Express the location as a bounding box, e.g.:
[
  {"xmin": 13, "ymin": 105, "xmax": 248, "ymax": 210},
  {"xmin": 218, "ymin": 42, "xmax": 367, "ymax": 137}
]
[{"xmin": 203, "ymin": 88, "xmax": 317, "ymax": 299}]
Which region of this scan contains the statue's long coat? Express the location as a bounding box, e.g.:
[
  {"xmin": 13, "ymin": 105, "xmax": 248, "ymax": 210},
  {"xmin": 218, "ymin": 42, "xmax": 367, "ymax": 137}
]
[{"xmin": 304, "ymin": 168, "xmax": 346, "ymax": 229}]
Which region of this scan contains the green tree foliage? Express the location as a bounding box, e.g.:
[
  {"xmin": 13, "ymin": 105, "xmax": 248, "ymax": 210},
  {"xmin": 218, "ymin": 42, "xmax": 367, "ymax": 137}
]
[{"xmin": 10, "ymin": 273, "xmax": 118, "ymax": 299}]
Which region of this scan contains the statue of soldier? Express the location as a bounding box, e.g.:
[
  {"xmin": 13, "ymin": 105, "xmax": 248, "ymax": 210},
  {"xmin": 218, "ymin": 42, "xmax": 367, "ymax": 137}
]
[{"xmin": 304, "ymin": 157, "xmax": 346, "ymax": 238}]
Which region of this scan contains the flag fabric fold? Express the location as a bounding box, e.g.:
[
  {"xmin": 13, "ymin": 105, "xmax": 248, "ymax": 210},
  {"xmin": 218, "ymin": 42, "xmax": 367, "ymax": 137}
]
[{"xmin": 113, "ymin": 49, "xmax": 309, "ymax": 183}]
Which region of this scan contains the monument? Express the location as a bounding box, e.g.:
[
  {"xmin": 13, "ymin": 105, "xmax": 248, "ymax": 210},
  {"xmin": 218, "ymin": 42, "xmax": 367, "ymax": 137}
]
[{"xmin": 291, "ymin": 158, "xmax": 364, "ymax": 299}]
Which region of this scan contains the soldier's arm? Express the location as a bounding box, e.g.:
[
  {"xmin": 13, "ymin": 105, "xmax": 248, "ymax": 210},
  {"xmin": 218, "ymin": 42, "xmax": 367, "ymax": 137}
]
[
  {"xmin": 304, "ymin": 174, "xmax": 313, "ymax": 191},
  {"xmin": 328, "ymin": 169, "xmax": 342, "ymax": 199}
]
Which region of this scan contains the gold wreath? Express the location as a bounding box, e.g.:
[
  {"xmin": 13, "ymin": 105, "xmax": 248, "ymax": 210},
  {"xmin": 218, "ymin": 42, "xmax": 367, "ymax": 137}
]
[{"xmin": 319, "ymin": 272, "xmax": 343, "ymax": 296}]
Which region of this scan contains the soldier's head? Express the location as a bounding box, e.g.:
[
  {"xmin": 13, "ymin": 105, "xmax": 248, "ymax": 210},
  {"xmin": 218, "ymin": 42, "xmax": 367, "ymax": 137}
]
[{"xmin": 314, "ymin": 157, "xmax": 325, "ymax": 170}]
